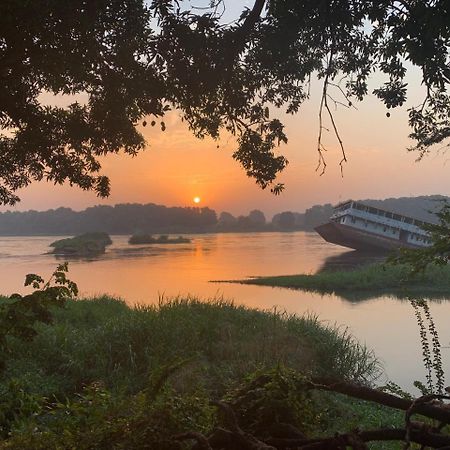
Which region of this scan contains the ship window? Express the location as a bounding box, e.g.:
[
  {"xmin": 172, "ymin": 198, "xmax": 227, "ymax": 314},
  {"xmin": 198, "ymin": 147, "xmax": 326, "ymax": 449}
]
[
  {"xmin": 393, "ymin": 214, "xmax": 402, "ymax": 221},
  {"xmin": 386, "ymin": 212, "xmax": 393, "ymax": 219},
  {"xmin": 351, "ymin": 217, "xmax": 356, "ymax": 223},
  {"xmin": 383, "ymin": 227, "xmax": 387, "ymax": 232},
  {"xmin": 369, "ymin": 207, "xmax": 377, "ymax": 214},
  {"xmin": 404, "ymin": 218, "xmax": 413, "ymax": 224}
]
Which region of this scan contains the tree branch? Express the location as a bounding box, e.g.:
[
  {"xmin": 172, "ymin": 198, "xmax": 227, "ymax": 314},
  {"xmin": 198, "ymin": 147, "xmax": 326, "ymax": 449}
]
[
  {"xmin": 266, "ymin": 424, "xmax": 450, "ymax": 449},
  {"xmin": 230, "ymin": 0, "xmax": 266, "ymax": 54},
  {"xmin": 308, "ymin": 377, "xmax": 450, "ymax": 424},
  {"xmin": 239, "ymin": 0, "xmax": 266, "ymax": 36},
  {"xmin": 316, "ymin": 48, "xmax": 348, "ymax": 176}
]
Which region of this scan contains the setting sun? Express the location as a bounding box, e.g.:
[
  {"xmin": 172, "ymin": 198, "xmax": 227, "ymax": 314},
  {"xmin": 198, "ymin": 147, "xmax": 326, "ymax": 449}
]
[{"xmin": 193, "ymin": 196, "xmax": 201, "ymax": 204}]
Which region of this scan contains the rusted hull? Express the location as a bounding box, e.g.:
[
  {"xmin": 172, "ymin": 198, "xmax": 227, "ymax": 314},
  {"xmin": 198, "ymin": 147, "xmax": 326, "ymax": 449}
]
[{"xmin": 314, "ymin": 222, "xmax": 422, "ymax": 252}]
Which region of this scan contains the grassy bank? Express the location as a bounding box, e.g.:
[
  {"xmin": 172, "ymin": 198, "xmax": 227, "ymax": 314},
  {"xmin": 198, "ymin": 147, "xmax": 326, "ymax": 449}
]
[
  {"xmin": 0, "ymin": 296, "xmax": 403, "ymax": 449},
  {"xmin": 230, "ymin": 263, "xmax": 450, "ymax": 300},
  {"xmin": 2, "ymin": 296, "xmax": 379, "ymax": 396}
]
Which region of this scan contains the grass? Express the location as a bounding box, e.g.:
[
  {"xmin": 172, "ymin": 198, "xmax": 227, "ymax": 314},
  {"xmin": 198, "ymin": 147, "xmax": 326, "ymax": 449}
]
[
  {"xmin": 3, "ymin": 296, "xmax": 379, "ymax": 396},
  {"xmin": 226, "ymin": 263, "xmax": 450, "ymax": 301},
  {"xmin": 0, "ymin": 296, "xmax": 405, "ymax": 449}
]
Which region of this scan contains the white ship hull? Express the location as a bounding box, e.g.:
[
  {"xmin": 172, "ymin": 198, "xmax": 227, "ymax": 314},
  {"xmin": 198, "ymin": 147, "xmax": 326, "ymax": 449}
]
[
  {"xmin": 315, "ymin": 200, "xmax": 432, "ymax": 252},
  {"xmin": 315, "ymin": 222, "xmax": 425, "ymax": 252}
]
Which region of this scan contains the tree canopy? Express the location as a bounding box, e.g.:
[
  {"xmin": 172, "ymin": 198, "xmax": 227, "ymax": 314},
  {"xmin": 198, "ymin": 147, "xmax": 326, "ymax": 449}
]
[{"xmin": 1, "ymin": 0, "xmax": 449, "ymax": 205}]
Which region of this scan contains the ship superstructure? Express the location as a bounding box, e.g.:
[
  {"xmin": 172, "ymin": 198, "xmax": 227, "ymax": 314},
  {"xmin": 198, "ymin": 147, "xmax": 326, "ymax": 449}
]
[{"xmin": 315, "ymin": 200, "xmax": 433, "ymax": 251}]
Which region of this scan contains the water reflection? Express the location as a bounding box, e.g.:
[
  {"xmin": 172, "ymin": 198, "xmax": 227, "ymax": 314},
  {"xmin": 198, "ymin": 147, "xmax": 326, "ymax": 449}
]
[
  {"xmin": 0, "ymin": 232, "xmax": 449, "ymax": 390},
  {"xmin": 316, "ymin": 250, "xmax": 386, "ymax": 273},
  {"xmin": 52, "ymin": 242, "xmax": 196, "ymax": 262}
]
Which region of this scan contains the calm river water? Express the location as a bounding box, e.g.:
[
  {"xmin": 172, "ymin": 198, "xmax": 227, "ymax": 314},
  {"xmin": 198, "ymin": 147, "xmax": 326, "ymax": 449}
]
[{"xmin": 0, "ymin": 232, "xmax": 449, "ymax": 391}]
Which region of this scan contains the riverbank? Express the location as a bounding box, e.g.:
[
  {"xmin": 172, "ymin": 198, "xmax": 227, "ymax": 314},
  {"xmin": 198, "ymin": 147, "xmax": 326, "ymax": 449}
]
[
  {"xmin": 0, "ymin": 296, "xmax": 403, "ymax": 449},
  {"xmin": 226, "ymin": 263, "xmax": 450, "ymax": 301}
]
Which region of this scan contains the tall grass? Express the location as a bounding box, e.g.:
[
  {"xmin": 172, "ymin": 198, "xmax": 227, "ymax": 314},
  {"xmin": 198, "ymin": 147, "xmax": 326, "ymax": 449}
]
[
  {"xmin": 0, "ymin": 296, "xmax": 397, "ymax": 449},
  {"xmin": 3, "ymin": 296, "xmax": 379, "ymax": 398}
]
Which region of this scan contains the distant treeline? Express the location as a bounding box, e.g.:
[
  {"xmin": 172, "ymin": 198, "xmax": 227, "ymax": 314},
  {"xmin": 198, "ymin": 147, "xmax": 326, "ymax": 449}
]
[
  {"xmin": 0, "ymin": 204, "xmax": 217, "ymax": 235},
  {"xmin": 0, "ymin": 195, "xmax": 447, "ymax": 235}
]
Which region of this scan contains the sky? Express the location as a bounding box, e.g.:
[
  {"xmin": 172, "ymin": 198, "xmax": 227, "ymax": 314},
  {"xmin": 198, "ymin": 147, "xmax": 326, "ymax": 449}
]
[{"xmin": 2, "ymin": 1, "xmax": 449, "ymax": 218}]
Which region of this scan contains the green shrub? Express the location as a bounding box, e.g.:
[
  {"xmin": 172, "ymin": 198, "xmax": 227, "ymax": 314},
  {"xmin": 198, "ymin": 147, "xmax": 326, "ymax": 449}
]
[{"xmin": 50, "ymin": 232, "xmax": 112, "ymax": 256}]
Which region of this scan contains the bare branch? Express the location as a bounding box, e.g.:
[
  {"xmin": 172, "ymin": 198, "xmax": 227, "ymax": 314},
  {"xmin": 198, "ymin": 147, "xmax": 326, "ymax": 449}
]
[
  {"xmin": 328, "ymin": 82, "xmax": 358, "ymax": 110},
  {"xmin": 324, "ymin": 92, "xmax": 347, "ymax": 176},
  {"xmin": 316, "ymin": 48, "xmax": 348, "ymax": 177},
  {"xmin": 316, "ymin": 67, "xmax": 329, "ymax": 176}
]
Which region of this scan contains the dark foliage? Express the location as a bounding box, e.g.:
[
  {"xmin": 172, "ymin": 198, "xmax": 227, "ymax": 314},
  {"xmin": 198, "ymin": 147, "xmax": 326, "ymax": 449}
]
[
  {"xmin": 0, "ymin": 263, "xmax": 77, "ymax": 371},
  {"xmin": 390, "ymin": 201, "xmax": 450, "ymax": 273},
  {"xmin": 1, "ymin": 1, "xmax": 449, "ymax": 204}
]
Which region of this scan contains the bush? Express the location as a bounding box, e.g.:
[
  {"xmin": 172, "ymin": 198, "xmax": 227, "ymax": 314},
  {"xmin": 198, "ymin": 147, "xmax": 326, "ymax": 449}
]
[{"xmin": 50, "ymin": 232, "xmax": 112, "ymax": 256}]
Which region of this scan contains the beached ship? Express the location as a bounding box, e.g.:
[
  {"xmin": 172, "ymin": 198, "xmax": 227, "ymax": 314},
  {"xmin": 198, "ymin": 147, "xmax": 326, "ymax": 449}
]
[{"xmin": 315, "ymin": 200, "xmax": 433, "ymax": 251}]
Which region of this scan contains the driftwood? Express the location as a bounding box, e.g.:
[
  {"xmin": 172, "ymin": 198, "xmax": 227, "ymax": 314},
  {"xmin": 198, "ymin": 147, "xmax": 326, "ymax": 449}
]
[{"xmin": 174, "ymin": 375, "xmax": 450, "ymax": 450}]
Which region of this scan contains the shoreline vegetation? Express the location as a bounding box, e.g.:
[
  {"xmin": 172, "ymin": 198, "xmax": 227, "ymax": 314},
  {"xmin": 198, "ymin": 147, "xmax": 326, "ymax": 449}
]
[
  {"xmin": 0, "ymin": 296, "xmax": 406, "ymax": 449},
  {"xmin": 128, "ymin": 234, "xmax": 191, "ymax": 245},
  {"xmin": 216, "ymin": 263, "xmax": 450, "ymax": 301}
]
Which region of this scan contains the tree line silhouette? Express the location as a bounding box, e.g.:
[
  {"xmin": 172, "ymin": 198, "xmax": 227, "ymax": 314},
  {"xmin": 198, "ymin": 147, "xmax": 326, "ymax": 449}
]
[{"xmin": 0, "ymin": 196, "xmax": 446, "ymax": 236}]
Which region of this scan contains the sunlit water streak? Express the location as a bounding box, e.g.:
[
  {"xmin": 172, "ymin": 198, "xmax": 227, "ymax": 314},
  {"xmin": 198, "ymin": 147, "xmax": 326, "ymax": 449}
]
[{"xmin": 0, "ymin": 232, "xmax": 448, "ymax": 391}]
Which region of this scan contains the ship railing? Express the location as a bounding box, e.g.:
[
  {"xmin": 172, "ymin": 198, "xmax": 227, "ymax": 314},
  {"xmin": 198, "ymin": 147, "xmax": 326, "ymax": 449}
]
[{"xmin": 334, "ymin": 208, "xmax": 430, "ymax": 236}]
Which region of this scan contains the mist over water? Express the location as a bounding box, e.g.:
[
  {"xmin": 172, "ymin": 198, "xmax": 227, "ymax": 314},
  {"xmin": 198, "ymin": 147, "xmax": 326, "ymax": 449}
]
[{"xmin": 0, "ymin": 231, "xmax": 448, "ymax": 391}]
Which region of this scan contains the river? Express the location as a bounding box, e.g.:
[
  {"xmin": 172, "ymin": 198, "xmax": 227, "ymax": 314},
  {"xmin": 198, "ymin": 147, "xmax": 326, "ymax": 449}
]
[{"xmin": 0, "ymin": 232, "xmax": 448, "ymax": 391}]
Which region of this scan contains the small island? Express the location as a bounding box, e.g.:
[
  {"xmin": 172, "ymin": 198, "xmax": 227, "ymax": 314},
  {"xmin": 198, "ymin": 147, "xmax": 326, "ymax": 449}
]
[
  {"xmin": 50, "ymin": 232, "xmax": 113, "ymax": 256},
  {"xmin": 128, "ymin": 234, "xmax": 191, "ymax": 245},
  {"xmin": 216, "ymin": 263, "xmax": 450, "ymax": 301}
]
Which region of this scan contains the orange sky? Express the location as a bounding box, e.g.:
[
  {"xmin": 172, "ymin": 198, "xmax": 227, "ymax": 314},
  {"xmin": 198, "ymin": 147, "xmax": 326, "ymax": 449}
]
[
  {"xmin": 1, "ymin": 1, "xmax": 449, "ymax": 218},
  {"xmin": 3, "ymin": 73, "xmax": 449, "ymax": 218}
]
